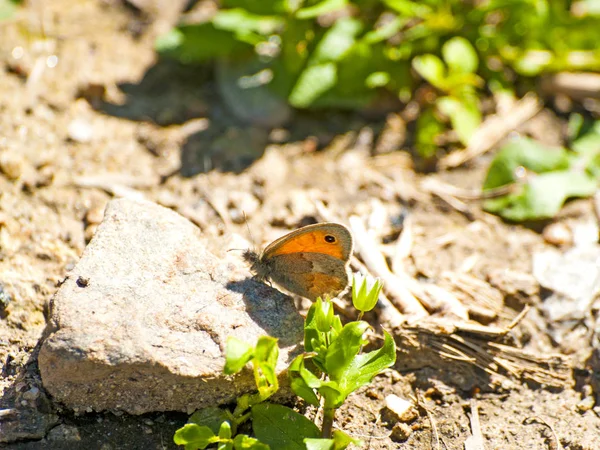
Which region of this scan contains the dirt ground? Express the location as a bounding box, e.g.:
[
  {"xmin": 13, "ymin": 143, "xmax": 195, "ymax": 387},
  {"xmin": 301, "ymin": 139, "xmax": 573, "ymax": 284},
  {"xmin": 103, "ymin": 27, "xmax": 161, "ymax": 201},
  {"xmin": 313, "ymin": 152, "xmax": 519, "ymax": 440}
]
[{"xmin": 1, "ymin": 1, "xmax": 600, "ymax": 449}]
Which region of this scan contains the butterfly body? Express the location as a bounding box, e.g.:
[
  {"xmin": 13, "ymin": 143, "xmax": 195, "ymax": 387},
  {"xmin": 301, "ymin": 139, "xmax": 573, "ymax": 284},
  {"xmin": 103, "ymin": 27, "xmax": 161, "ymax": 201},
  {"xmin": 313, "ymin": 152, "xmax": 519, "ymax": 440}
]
[{"xmin": 243, "ymin": 223, "xmax": 353, "ymax": 300}]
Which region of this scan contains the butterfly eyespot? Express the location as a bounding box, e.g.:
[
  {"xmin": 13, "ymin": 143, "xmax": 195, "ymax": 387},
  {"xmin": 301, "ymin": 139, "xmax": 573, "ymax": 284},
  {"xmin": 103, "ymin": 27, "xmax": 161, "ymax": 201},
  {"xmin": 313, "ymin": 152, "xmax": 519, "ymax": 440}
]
[{"xmin": 324, "ymin": 235, "xmax": 336, "ymax": 243}]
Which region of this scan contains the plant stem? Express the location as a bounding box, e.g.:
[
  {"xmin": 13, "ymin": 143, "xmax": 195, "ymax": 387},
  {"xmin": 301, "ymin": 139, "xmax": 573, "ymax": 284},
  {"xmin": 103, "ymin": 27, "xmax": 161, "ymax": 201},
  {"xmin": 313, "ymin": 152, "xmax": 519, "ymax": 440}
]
[{"xmin": 321, "ymin": 406, "xmax": 335, "ymax": 439}]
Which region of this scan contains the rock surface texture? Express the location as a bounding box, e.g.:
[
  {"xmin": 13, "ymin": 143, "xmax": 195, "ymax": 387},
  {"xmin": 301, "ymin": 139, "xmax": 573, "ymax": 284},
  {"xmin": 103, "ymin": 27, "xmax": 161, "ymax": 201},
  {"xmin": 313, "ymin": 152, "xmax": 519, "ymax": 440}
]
[{"xmin": 38, "ymin": 198, "xmax": 303, "ymax": 414}]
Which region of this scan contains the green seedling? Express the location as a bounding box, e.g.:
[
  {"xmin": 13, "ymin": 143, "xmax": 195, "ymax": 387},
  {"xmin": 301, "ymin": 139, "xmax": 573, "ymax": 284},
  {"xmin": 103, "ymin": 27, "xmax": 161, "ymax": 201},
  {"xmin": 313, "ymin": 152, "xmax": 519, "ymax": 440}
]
[
  {"xmin": 174, "ymin": 275, "xmax": 393, "ymax": 449},
  {"xmin": 290, "ymin": 277, "xmax": 395, "ymax": 439}
]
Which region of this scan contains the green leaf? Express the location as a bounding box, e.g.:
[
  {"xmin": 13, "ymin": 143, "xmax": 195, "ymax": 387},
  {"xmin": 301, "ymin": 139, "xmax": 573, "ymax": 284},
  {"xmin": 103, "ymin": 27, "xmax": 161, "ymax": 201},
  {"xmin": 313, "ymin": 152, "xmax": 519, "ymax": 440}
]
[
  {"xmin": 233, "ymin": 434, "xmax": 270, "ymax": 450},
  {"xmin": 483, "ymin": 137, "xmax": 570, "ymax": 190},
  {"xmin": 219, "ymin": 441, "xmax": 234, "ymax": 450},
  {"xmin": 219, "ymin": 421, "xmax": 232, "ymax": 440},
  {"xmin": 289, "ymin": 63, "xmax": 337, "ymax": 108},
  {"xmin": 442, "ymin": 37, "xmax": 478, "ymax": 74},
  {"xmin": 174, "ymin": 424, "xmax": 219, "ymax": 449},
  {"xmin": 222, "ymin": 0, "xmax": 290, "ymax": 15},
  {"xmin": 288, "ymin": 356, "xmax": 320, "ymax": 406},
  {"xmin": 383, "ymin": 0, "xmax": 431, "ymax": 17},
  {"xmin": 155, "ymin": 23, "xmax": 253, "ymax": 64},
  {"xmin": 325, "ymin": 322, "xmax": 370, "ymax": 382},
  {"xmin": 310, "ymin": 17, "xmax": 363, "ymax": 65},
  {"xmin": 296, "ymin": 0, "xmax": 348, "ymax": 19},
  {"xmin": 254, "ymin": 336, "xmax": 279, "ymax": 367},
  {"xmin": 252, "ymin": 403, "xmax": 320, "ymax": 450},
  {"xmin": 363, "ymin": 17, "xmax": 409, "ymax": 44},
  {"xmin": 305, "ymin": 430, "xmax": 361, "ymax": 450},
  {"xmin": 331, "ymin": 430, "xmax": 361, "ymax": 449},
  {"xmin": 254, "ymin": 336, "xmax": 279, "ymax": 397},
  {"xmin": 412, "ymin": 54, "xmax": 447, "ymax": 90},
  {"xmin": 415, "ymin": 107, "xmax": 444, "ymax": 159},
  {"xmin": 365, "ymin": 72, "xmax": 390, "ymax": 89},
  {"xmin": 330, "ymin": 329, "xmax": 396, "ymax": 405},
  {"xmin": 318, "ymin": 383, "xmax": 344, "ymax": 409},
  {"xmin": 437, "ymin": 96, "xmax": 481, "ymax": 146},
  {"xmin": 189, "ymin": 407, "xmax": 235, "ymax": 435},
  {"xmin": 304, "ymin": 439, "xmax": 334, "ymax": 450},
  {"xmin": 212, "ymin": 9, "xmax": 283, "ymax": 36},
  {"xmin": 225, "ymin": 337, "xmax": 255, "ymax": 374},
  {"xmin": 484, "ymin": 171, "xmax": 597, "ymax": 221},
  {"xmin": 572, "ymin": 120, "xmax": 600, "ymax": 154}
]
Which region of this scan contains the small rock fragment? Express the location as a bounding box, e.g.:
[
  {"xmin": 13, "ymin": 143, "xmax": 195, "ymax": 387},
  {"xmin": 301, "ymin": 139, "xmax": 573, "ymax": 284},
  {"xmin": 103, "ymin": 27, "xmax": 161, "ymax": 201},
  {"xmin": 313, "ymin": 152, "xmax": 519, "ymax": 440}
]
[
  {"xmin": 46, "ymin": 424, "xmax": 81, "ymax": 442},
  {"xmin": 0, "ymin": 152, "xmax": 26, "ymax": 180},
  {"xmin": 67, "ymin": 118, "xmax": 94, "ymax": 143},
  {"xmin": 383, "ymin": 394, "xmax": 418, "ymax": 423},
  {"xmin": 390, "ymin": 422, "xmax": 412, "ymax": 442},
  {"xmin": 543, "ymin": 222, "xmax": 573, "ymax": 246}
]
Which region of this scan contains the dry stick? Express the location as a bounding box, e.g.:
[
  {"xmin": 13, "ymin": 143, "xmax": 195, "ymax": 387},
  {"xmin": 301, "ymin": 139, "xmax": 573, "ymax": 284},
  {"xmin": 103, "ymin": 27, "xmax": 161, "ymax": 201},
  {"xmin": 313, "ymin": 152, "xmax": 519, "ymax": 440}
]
[
  {"xmin": 416, "ymin": 390, "xmax": 441, "ymax": 450},
  {"xmin": 348, "ymin": 215, "xmax": 428, "ymax": 319},
  {"xmin": 464, "ymin": 399, "xmax": 486, "ymax": 450},
  {"xmin": 439, "ymin": 93, "xmax": 542, "ymax": 169},
  {"xmin": 350, "ymin": 215, "xmax": 470, "ymax": 320},
  {"xmin": 74, "ymin": 175, "xmax": 149, "ymax": 201},
  {"xmin": 420, "ymin": 176, "xmax": 516, "ymax": 201},
  {"xmin": 541, "ymin": 72, "xmax": 600, "ymax": 101}
]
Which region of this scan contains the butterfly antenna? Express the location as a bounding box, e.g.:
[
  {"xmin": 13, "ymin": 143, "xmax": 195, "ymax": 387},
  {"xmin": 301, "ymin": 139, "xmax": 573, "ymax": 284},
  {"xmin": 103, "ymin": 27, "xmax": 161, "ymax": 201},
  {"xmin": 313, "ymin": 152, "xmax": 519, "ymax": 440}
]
[{"xmin": 243, "ymin": 211, "xmax": 257, "ymax": 252}]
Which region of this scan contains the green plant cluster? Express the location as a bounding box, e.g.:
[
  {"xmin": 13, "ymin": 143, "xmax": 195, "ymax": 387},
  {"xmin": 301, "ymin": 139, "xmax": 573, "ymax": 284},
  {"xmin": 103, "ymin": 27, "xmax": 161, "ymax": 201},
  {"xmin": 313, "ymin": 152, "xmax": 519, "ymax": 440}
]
[
  {"xmin": 156, "ymin": 0, "xmax": 600, "ymax": 154},
  {"xmin": 174, "ymin": 275, "xmax": 395, "ymax": 449},
  {"xmin": 482, "ymin": 114, "xmax": 600, "ymax": 221}
]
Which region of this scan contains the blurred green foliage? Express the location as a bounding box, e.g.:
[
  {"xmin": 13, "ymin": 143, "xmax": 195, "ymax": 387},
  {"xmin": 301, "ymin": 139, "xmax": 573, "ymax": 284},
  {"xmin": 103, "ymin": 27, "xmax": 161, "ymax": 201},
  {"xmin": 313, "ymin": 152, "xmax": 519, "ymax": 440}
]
[
  {"xmin": 157, "ymin": 0, "xmax": 600, "ymax": 156},
  {"xmin": 483, "ymin": 116, "xmax": 600, "ymax": 221},
  {"xmin": 0, "ymin": 0, "xmax": 21, "ymax": 21}
]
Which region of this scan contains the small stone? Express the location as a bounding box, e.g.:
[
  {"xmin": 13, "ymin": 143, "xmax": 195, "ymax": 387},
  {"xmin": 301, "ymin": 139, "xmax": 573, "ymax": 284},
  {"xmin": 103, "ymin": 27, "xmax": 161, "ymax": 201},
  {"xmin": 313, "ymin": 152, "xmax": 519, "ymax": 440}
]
[
  {"xmin": 543, "ymin": 222, "xmax": 573, "ymax": 246},
  {"xmin": 577, "ymin": 395, "xmax": 595, "ymax": 412},
  {"xmin": 365, "ymin": 388, "xmax": 382, "ymax": 400},
  {"xmin": 390, "ymin": 370, "xmax": 403, "ymax": 384},
  {"xmin": 85, "ymin": 204, "xmax": 106, "ymax": 225},
  {"xmin": 22, "ymin": 387, "xmax": 40, "ymax": 401},
  {"xmin": 0, "ymin": 152, "xmax": 25, "ymax": 180},
  {"xmin": 46, "ymin": 424, "xmax": 81, "ymax": 442},
  {"xmin": 390, "ymin": 422, "xmax": 412, "ymax": 442},
  {"xmin": 383, "ymin": 394, "xmax": 418, "ymax": 423},
  {"xmin": 67, "ymin": 118, "xmax": 94, "ymax": 143},
  {"xmin": 76, "ymin": 276, "xmax": 89, "ymax": 288}
]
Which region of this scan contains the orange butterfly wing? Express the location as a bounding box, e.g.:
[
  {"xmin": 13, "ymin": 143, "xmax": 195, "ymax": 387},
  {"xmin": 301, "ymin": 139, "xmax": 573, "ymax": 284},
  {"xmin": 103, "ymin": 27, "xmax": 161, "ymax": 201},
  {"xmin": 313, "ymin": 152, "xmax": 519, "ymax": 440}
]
[{"xmin": 262, "ymin": 223, "xmax": 352, "ymax": 261}]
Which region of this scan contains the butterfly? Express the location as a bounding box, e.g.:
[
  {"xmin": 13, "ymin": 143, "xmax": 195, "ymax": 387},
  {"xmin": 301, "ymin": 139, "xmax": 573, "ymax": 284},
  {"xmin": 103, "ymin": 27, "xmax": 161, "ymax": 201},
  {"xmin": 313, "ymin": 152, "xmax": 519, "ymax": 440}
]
[{"xmin": 243, "ymin": 223, "xmax": 353, "ymax": 300}]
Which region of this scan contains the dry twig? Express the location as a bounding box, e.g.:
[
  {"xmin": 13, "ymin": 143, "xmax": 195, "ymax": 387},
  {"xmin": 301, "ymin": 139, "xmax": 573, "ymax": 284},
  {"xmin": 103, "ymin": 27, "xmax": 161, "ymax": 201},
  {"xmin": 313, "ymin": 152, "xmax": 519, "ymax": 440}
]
[
  {"xmin": 349, "ymin": 215, "xmax": 428, "ymax": 319},
  {"xmin": 464, "ymin": 399, "xmax": 485, "ymax": 450}
]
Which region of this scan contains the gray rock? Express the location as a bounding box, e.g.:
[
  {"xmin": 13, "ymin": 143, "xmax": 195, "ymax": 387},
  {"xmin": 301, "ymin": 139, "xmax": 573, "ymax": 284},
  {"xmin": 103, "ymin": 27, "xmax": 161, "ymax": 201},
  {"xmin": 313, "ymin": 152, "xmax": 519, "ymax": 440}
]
[
  {"xmin": 0, "ymin": 407, "xmax": 59, "ymax": 443},
  {"xmin": 38, "ymin": 198, "xmax": 303, "ymax": 414}
]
